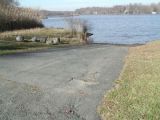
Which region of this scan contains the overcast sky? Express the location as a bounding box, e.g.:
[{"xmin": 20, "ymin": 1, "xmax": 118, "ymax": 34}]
[{"xmin": 20, "ymin": 0, "xmax": 160, "ymax": 11}]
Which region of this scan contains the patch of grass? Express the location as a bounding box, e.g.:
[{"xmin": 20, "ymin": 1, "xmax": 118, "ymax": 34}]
[
  {"xmin": 0, "ymin": 28, "xmax": 81, "ymax": 55},
  {"xmin": 0, "ymin": 46, "xmax": 75, "ymax": 55},
  {"xmin": 0, "ymin": 28, "xmax": 71, "ymax": 40},
  {"xmin": 98, "ymin": 40, "xmax": 160, "ymax": 120}
]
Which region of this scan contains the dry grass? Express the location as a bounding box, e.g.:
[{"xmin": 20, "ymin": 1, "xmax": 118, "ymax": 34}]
[
  {"xmin": 0, "ymin": 4, "xmax": 43, "ymax": 31},
  {"xmin": 0, "ymin": 28, "xmax": 70, "ymax": 39},
  {"xmin": 98, "ymin": 40, "xmax": 160, "ymax": 120}
]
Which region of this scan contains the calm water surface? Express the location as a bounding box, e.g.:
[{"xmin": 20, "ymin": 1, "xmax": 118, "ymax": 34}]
[{"xmin": 43, "ymin": 15, "xmax": 160, "ymax": 44}]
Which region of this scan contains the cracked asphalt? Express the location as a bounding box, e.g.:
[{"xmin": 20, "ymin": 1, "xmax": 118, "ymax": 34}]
[{"xmin": 0, "ymin": 44, "xmax": 128, "ymax": 120}]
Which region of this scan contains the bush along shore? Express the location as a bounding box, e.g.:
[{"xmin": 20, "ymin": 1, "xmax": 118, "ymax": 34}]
[{"xmin": 98, "ymin": 40, "xmax": 160, "ymax": 120}]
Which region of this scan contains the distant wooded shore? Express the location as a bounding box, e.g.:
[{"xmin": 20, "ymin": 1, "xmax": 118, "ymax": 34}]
[{"xmin": 40, "ymin": 2, "xmax": 160, "ymax": 18}]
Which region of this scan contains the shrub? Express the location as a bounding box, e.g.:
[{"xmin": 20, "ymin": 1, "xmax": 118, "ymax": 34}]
[{"xmin": 66, "ymin": 18, "xmax": 92, "ymax": 43}]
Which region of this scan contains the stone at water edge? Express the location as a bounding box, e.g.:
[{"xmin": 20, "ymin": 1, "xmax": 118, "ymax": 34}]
[
  {"xmin": 35, "ymin": 37, "xmax": 47, "ymax": 43},
  {"xmin": 46, "ymin": 38, "xmax": 60, "ymax": 45},
  {"xmin": 39, "ymin": 37, "xmax": 47, "ymax": 43},
  {"xmin": 86, "ymin": 33, "xmax": 93, "ymax": 37},
  {"xmin": 31, "ymin": 37, "xmax": 37, "ymax": 42},
  {"xmin": 46, "ymin": 38, "xmax": 53, "ymax": 45},
  {"xmin": 16, "ymin": 36, "xmax": 24, "ymax": 42},
  {"xmin": 53, "ymin": 38, "xmax": 60, "ymax": 45}
]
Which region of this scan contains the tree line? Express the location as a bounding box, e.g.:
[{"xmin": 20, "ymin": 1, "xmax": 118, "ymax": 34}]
[
  {"xmin": 0, "ymin": 0, "xmax": 43, "ymax": 32},
  {"xmin": 40, "ymin": 10, "xmax": 74, "ymax": 17},
  {"xmin": 75, "ymin": 3, "xmax": 160, "ymax": 15},
  {"xmin": 40, "ymin": 2, "xmax": 160, "ymax": 18}
]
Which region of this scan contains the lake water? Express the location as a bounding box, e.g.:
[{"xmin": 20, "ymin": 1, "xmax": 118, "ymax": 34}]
[{"xmin": 43, "ymin": 15, "xmax": 160, "ymax": 44}]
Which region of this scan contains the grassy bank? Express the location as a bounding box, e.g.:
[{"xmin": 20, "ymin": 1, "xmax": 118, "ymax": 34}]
[
  {"xmin": 0, "ymin": 28, "xmax": 81, "ymax": 55},
  {"xmin": 98, "ymin": 40, "xmax": 160, "ymax": 120}
]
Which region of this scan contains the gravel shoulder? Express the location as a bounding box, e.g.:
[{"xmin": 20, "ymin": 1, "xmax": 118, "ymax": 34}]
[{"xmin": 0, "ymin": 44, "xmax": 128, "ymax": 120}]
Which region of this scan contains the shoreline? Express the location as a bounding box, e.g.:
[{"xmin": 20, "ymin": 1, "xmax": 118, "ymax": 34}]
[
  {"xmin": 92, "ymin": 42, "xmax": 144, "ymax": 47},
  {"xmin": 0, "ymin": 27, "xmax": 152, "ymax": 56}
]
